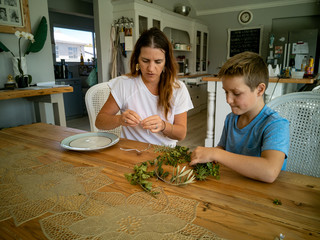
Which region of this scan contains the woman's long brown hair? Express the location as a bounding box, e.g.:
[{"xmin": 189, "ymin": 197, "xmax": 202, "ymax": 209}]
[{"xmin": 127, "ymin": 27, "xmax": 179, "ymax": 119}]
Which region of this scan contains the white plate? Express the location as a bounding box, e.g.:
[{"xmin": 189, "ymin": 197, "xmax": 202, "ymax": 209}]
[{"xmin": 60, "ymin": 132, "xmax": 119, "ymax": 151}]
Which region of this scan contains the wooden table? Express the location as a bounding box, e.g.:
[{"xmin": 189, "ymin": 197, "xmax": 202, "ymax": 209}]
[
  {"xmin": 202, "ymin": 76, "xmax": 316, "ymax": 147},
  {"xmin": 0, "ymin": 86, "xmax": 73, "ymax": 127},
  {"xmin": 0, "ymin": 123, "xmax": 319, "ymax": 240}
]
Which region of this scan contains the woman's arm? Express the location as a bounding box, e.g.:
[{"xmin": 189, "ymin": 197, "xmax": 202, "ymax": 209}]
[
  {"xmin": 190, "ymin": 147, "xmax": 285, "ymax": 183},
  {"xmin": 161, "ymin": 112, "xmax": 187, "ymax": 141}
]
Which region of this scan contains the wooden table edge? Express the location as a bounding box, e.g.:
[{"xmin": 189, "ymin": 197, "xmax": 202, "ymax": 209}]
[{"xmin": 0, "ymin": 86, "xmax": 73, "ymax": 100}]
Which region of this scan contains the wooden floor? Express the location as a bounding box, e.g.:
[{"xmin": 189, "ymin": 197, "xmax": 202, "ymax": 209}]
[
  {"xmin": 178, "ymin": 109, "xmax": 207, "ymax": 150},
  {"xmin": 67, "ymin": 109, "xmax": 207, "ymax": 151}
]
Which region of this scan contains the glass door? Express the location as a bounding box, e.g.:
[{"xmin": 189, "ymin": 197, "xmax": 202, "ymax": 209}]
[
  {"xmin": 196, "ymin": 31, "xmax": 201, "ymax": 72},
  {"xmin": 202, "ymin": 32, "xmax": 208, "ymax": 71}
]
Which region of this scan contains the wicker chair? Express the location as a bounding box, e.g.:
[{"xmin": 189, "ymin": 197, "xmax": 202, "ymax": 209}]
[
  {"xmin": 267, "ymin": 91, "xmax": 320, "ymax": 177},
  {"xmin": 85, "ymin": 82, "xmax": 122, "ymax": 137}
]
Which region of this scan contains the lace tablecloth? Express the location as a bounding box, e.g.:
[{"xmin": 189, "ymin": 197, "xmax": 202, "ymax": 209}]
[{"xmin": 0, "ymin": 146, "xmax": 225, "ymax": 240}]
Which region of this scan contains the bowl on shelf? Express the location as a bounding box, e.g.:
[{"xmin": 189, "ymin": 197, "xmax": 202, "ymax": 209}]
[
  {"xmin": 291, "ymin": 71, "xmax": 305, "ymax": 79},
  {"xmin": 174, "ymin": 6, "xmax": 191, "ymax": 16}
]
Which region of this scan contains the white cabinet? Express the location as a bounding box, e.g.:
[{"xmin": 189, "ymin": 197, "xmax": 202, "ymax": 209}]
[
  {"xmin": 113, "ymin": 0, "xmax": 162, "ymax": 44},
  {"xmin": 180, "ymin": 78, "xmax": 207, "ymax": 116},
  {"xmin": 194, "ymin": 24, "xmax": 209, "ymax": 74}
]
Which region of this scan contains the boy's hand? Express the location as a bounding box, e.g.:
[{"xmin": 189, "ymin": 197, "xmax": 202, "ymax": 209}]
[{"xmin": 190, "ymin": 146, "xmax": 215, "ymax": 166}]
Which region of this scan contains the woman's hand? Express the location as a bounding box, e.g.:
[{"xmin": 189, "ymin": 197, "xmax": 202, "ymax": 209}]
[
  {"xmin": 140, "ymin": 115, "xmax": 165, "ymax": 133},
  {"xmin": 121, "ymin": 110, "xmax": 141, "ymax": 127}
]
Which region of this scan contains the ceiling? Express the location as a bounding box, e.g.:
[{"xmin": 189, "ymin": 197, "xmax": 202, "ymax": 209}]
[
  {"xmin": 186, "ymin": 0, "xmax": 318, "ymax": 16},
  {"xmin": 82, "ymin": 0, "xmax": 318, "ymax": 17}
]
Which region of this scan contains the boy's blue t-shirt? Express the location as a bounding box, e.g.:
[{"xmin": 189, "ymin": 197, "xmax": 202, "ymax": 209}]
[{"xmin": 218, "ymin": 105, "xmax": 290, "ymax": 170}]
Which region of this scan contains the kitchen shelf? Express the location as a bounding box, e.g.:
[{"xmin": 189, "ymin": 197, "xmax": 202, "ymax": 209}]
[{"xmin": 173, "ymin": 49, "xmax": 192, "ymax": 52}]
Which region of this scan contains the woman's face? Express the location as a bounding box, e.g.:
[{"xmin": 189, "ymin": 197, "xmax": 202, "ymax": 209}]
[{"xmin": 138, "ymin": 46, "xmax": 166, "ymax": 84}]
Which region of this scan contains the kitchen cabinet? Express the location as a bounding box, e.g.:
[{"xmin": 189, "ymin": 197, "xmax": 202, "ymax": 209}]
[
  {"xmin": 194, "ymin": 24, "xmax": 209, "ymax": 74},
  {"xmin": 180, "ymin": 78, "xmax": 207, "ymax": 116},
  {"xmin": 55, "ymin": 78, "xmax": 84, "ymax": 120},
  {"xmin": 113, "ymin": 0, "xmax": 162, "ymax": 44},
  {"xmin": 112, "ymin": 0, "xmax": 209, "ymax": 75}
]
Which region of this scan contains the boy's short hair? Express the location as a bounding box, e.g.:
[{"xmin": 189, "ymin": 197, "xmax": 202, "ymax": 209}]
[{"xmin": 218, "ymin": 51, "xmax": 269, "ymax": 91}]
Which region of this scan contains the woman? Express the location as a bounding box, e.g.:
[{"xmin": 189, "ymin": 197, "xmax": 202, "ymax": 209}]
[{"xmin": 95, "ymin": 27, "xmax": 193, "ymax": 146}]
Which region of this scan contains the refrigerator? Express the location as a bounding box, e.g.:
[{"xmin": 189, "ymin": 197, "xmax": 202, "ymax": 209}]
[{"xmin": 266, "ymin": 29, "xmax": 318, "ymax": 74}]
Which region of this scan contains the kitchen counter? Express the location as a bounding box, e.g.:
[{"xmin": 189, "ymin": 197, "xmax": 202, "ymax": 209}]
[
  {"xmin": 203, "ymin": 76, "xmax": 316, "ymax": 84},
  {"xmin": 177, "ymin": 73, "xmax": 211, "ymax": 79}
]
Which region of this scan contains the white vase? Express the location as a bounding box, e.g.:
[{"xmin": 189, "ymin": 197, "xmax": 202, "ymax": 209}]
[{"xmin": 12, "ymin": 57, "xmax": 28, "ymax": 77}]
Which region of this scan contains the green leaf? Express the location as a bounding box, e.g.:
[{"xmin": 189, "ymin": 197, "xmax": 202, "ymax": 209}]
[
  {"xmin": 27, "ymin": 74, "xmax": 32, "ymax": 84},
  {"xmin": 0, "ymin": 41, "xmax": 10, "ymax": 53},
  {"xmin": 25, "ymin": 16, "xmax": 48, "ymax": 55}
]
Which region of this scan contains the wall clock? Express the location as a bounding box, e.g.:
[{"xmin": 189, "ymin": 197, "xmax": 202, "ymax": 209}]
[{"xmin": 238, "ymin": 10, "xmax": 253, "ymax": 25}]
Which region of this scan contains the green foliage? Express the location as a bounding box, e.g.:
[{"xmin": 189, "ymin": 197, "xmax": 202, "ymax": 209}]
[
  {"xmin": 273, "ymin": 199, "xmax": 282, "ymax": 205},
  {"xmin": 193, "ymin": 162, "xmax": 220, "ymax": 181},
  {"xmin": 0, "ymin": 41, "xmax": 10, "ymax": 53},
  {"xmin": 25, "ymin": 16, "xmax": 47, "ymax": 55},
  {"xmin": 125, "ymin": 161, "xmax": 159, "ymax": 196},
  {"xmin": 155, "ymin": 145, "xmax": 191, "ymax": 167},
  {"xmin": 125, "ymin": 145, "xmax": 220, "ymax": 195}
]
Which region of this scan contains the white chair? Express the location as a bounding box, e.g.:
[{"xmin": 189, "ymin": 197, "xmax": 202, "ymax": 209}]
[
  {"xmin": 85, "ymin": 82, "xmax": 122, "ymax": 137},
  {"xmin": 267, "ymin": 91, "xmax": 320, "ymax": 177}
]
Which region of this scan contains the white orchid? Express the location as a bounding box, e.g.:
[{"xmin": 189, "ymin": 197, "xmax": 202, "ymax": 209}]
[
  {"xmin": 14, "ymin": 30, "xmax": 25, "ymax": 38},
  {"xmin": 11, "ymin": 31, "xmax": 36, "ymax": 77},
  {"xmin": 24, "ymin": 32, "xmax": 35, "ymax": 43}
]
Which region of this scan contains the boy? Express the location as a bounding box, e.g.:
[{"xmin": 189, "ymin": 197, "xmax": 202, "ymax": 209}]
[{"xmin": 190, "ymin": 52, "xmax": 289, "ymax": 183}]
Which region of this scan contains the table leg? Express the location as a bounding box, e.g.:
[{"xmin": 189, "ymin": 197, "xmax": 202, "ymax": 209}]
[
  {"xmin": 51, "ymin": 93, "xmax": 66, "ymax": 127},
  {"xmin": 205, "ymin": 81, "xmax": 216, "ymax": 147},
  {"xmin": 29, "ymin": 93, "xmax": 66, "ymax": 127}
]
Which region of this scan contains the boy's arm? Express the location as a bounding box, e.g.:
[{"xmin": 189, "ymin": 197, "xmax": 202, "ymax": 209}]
[{"xmin": 190, "ymin": 147, "xmax": 285, "ymax": 183}]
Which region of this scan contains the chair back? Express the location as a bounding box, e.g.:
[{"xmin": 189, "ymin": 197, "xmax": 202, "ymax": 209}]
[
  {"xmin": 267, "ymin": 91, "xmax": 320, "ymax": 177},
  {"xmin": 85, "ymin": 82, "xmax": 121, "ymax": 137}
]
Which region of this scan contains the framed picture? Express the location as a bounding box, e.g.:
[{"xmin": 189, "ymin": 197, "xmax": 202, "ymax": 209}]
[{"xmin": 0, "ymin": 0, "xmax": 31, "ymax": 34}]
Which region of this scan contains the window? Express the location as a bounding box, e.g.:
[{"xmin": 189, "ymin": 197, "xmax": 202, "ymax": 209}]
[
  {"xmin": 53, "ymin": 27, "xmax": 95, "ymax": 63},
  {"xmin": 68, "ymin": 47, "xmax": 78, "ymax": 59},
  {"xmin": 55, "ymin": 45, "xmax": 59, "ymax": 58}
]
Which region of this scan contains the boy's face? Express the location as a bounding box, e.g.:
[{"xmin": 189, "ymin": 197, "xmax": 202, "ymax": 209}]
[{"xmin": 222, "ymin": 76, "xmax": 263, "ymax": 116}]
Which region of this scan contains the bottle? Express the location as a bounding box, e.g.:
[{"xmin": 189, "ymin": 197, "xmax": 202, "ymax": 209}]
[
  {"xmin": 61, "ymin": 59, "xmax": 66, "ymax": 79},
  {"xmin": 306, "ymin": 56, "xmax": 314, "ymax": 75},
  {"xmin": 80, "ymin": 53, "xmax": 84, "ymax": 65},
  {"xmin": 289, "ymin": 55, "xmax": 295, "ymax": 68},
  {"xmin": 301, "ymin": 56, "xmax": 307, "ymax": 72},
  {"xmin": 184, "ymin": 59, "xmax": 189, "ymax": 75}
]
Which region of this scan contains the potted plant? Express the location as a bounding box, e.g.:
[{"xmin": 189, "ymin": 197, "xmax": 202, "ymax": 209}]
[{"xmin": 0, "ymin": 16, "xmax": 48, "ymax": 88}]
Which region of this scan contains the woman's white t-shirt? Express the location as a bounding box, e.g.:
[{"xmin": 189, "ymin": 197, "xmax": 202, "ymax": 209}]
[{"xmin": 107, "ymin": 75, "xmax": 193, "ymax": 146}]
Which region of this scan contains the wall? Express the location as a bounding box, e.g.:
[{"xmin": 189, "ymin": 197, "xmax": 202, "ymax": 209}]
[
  {"xmin": 47, "ymin": 0, "xmax": 93, "ymax": 17},
  {"xmin": 0, "ymin": 0, "xmax": 54, "ymax": 87},
  {"xmin": 93, "ymin": 0, "xmax": 113, "ymax": 82},
  {"xmin": 0, "ymin": 0, "xmax": 54, "ymax": 128},
  {"xmin": 195, "ymin": 2, "xmax": 320, "ymax": 74}
]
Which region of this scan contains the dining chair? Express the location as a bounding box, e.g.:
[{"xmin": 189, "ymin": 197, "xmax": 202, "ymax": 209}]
[
  {"xmin": 267, "ymin": 91, "xmax": 320, "ymax": 177},
  {"xmin": 85, "ymin": 82, "xmax": 122, "ymax": 137}
]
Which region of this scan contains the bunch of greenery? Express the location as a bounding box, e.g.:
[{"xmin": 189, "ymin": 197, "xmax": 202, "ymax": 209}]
[
  {"xmin": 193, "ymin": 162, "xmax": 220, "ymax": 180},
  {"xmin": 124, "ymin": 161, "xmax": 159, "ymax": 196},
  {"xmin": 154, "ymin": 145, "xmax": 191, "ymax": 167},
  {"xmin": 125, "ymin": 145, "xmax": 220, "ymax": 195}
]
